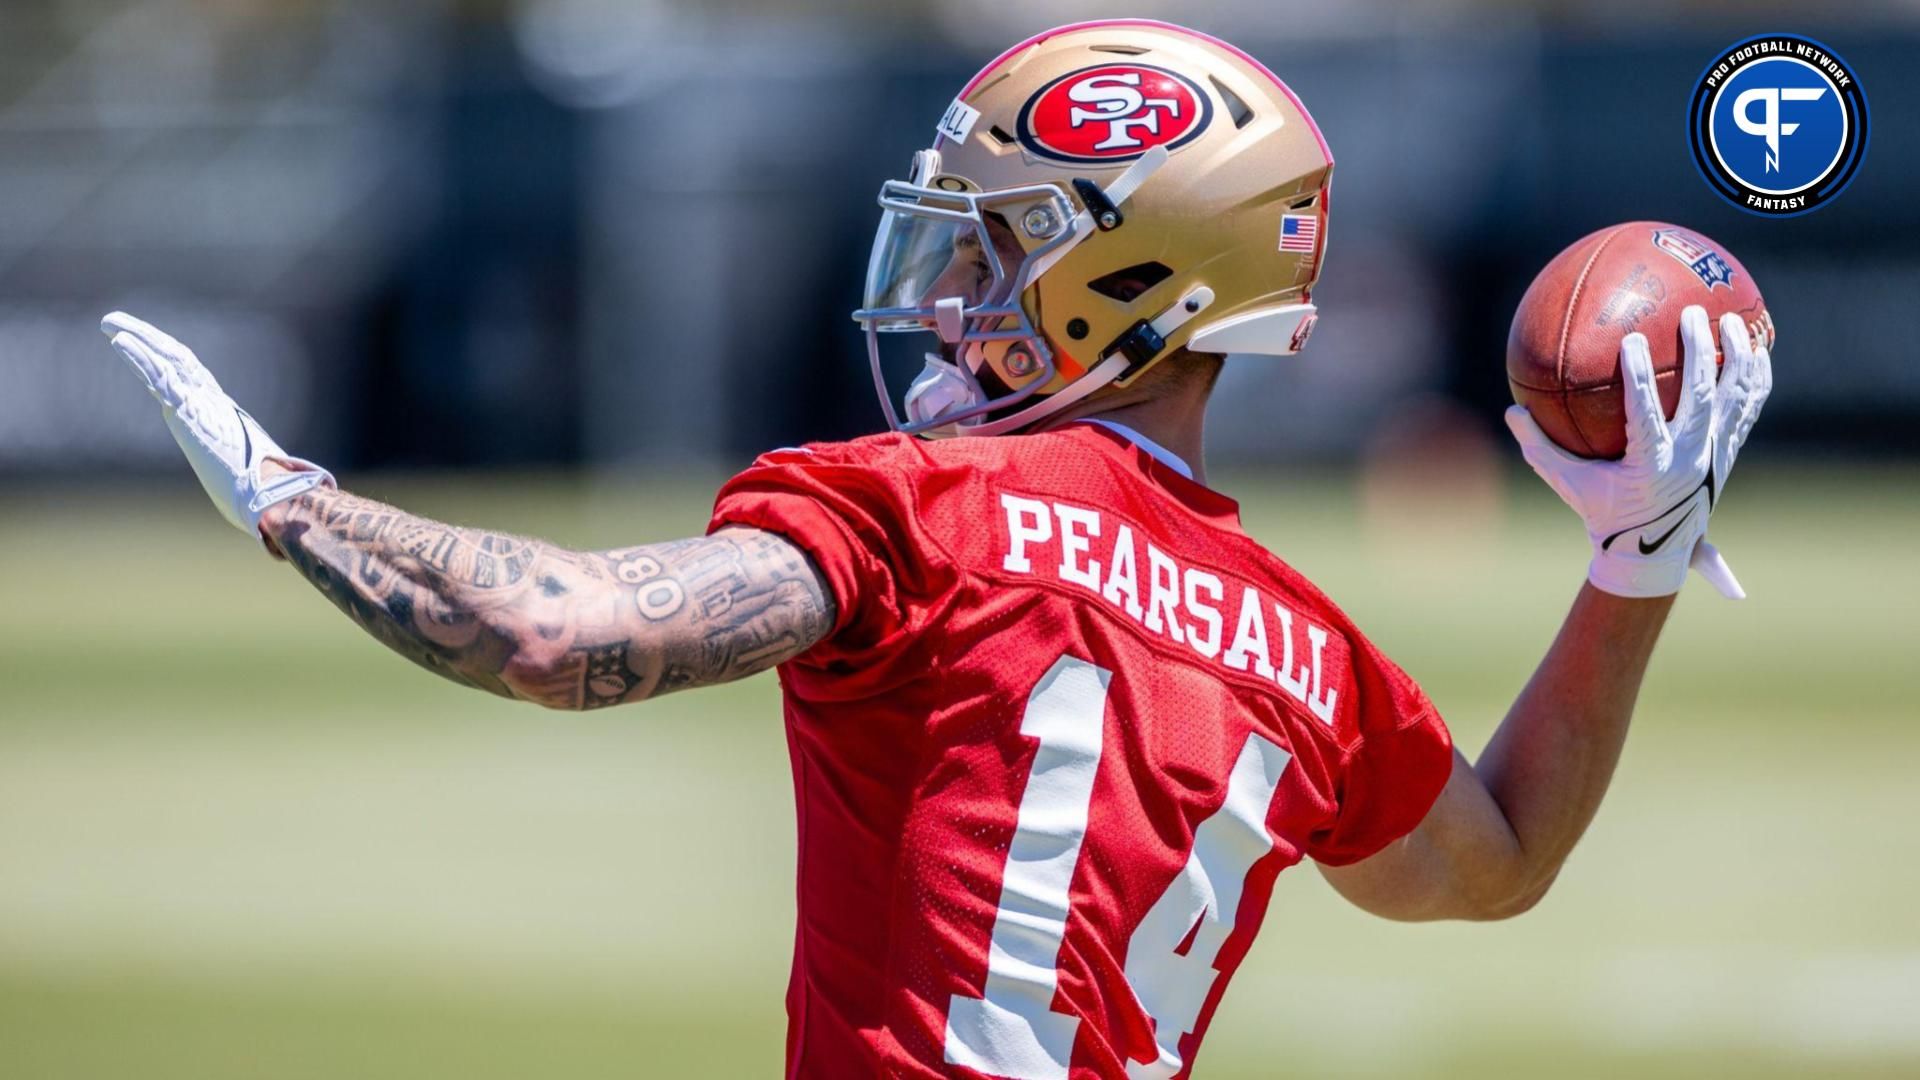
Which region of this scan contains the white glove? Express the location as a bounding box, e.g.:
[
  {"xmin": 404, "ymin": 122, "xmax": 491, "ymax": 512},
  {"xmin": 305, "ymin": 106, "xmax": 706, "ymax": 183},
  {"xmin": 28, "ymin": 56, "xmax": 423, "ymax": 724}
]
[
  {"xmin": 1505, "ymin": 305, "xmax": 1771, "ymax": 599},
  {"xmin": 102, "ymin": 311, "xmax": 335, "ymax": 537}
]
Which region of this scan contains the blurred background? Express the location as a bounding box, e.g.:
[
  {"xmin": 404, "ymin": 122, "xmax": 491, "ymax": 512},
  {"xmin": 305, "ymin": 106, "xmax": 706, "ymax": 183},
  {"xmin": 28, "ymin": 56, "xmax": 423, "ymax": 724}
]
[{"xmin": 1, "ymin": 1, "xmax": 1916, "ymax": 1077}]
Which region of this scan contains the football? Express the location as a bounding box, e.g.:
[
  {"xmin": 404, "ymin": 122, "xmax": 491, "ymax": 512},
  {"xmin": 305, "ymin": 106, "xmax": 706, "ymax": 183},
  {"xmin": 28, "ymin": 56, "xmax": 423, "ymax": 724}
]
[{"xmin": 1506, "ymin": 221, "xmax": 1773, "ymax": 459}]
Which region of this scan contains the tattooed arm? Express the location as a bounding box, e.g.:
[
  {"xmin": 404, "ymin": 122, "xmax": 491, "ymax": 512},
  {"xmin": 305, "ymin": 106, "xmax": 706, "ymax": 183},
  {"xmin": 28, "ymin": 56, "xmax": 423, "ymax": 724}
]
[
  {"xmin": 95, "ymin": 311, "xmax": 826, "ymax": 707},
  {"xmin": 257, "ymin": 483, "xmax": 835, "ymax": 710}
]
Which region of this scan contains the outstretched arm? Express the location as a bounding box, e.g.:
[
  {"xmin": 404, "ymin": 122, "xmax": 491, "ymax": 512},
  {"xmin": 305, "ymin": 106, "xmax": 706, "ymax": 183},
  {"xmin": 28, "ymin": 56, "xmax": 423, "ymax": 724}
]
[
  {"xmin": 100, "ymin": 310, "xmax": 833, "ymax": 710},
  {"xmin": 260, "ymin": 484, "xmax": 831, "ymax": 708},
  {"xmin": 1321, "ymin": 306, "xmax": 1771, "ymax": 921}
]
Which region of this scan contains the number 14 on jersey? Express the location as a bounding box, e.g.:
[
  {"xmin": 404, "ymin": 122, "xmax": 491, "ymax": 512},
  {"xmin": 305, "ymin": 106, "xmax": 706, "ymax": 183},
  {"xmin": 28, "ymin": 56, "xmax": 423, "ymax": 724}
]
[{"xmin": 944, "ymin": 655, "xmax": 1294, "ymax": 1080}]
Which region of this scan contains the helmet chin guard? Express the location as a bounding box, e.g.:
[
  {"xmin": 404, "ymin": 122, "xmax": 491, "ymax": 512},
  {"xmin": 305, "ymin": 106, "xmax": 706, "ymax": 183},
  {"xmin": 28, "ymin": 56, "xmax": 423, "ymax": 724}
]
[{"xmin": 902, "ymin": 353, "xmax": 978, "ymax": 428}]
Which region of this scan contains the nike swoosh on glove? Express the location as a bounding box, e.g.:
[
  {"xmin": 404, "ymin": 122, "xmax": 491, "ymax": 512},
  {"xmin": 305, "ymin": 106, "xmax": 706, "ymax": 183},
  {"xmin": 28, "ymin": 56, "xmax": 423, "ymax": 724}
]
[
  {"xmin": 1505, "ymin": 305, "xmax": 1772, "ymax": 599},
  {"xmin": 102, "ymin": 311, "xmax": 335, "ymax": 537}
]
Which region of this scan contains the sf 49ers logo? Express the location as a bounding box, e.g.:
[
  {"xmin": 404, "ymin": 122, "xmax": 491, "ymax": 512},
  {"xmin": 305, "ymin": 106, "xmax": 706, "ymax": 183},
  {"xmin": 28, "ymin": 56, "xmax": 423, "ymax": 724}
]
[{"xmin": 1017, "ymin": 63, "xmax": 1212, "ymax": 164}]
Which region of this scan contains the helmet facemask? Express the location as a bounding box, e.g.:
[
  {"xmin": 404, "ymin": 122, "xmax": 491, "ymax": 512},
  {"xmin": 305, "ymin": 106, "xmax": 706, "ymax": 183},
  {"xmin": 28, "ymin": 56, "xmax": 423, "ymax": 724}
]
[
  {"xmin": 853, "ymin": 147, "xmax": 1173, "ymax": 438},
  {"xmin": 854, "ymin": 152, "xmax": 1087, "ymax": 436}
]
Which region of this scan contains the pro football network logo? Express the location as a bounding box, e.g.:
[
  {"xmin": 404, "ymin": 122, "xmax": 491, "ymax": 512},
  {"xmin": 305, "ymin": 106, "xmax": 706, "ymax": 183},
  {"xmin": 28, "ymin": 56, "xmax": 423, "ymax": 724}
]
[
  {"xmin": 1017, "ymin": 63, "xmax": 1212, "ymax": 164},
  {"xmin": 1688, "ymin": 34, "xmax": 1868, "ymax": 216}
]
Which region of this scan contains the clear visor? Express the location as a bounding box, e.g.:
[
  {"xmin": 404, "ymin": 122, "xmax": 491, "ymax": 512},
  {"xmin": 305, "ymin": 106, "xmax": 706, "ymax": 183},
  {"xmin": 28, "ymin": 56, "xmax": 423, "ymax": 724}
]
[{"xmin": 862, "ymin": 203, "xmax": 1028, "ymax": 328}]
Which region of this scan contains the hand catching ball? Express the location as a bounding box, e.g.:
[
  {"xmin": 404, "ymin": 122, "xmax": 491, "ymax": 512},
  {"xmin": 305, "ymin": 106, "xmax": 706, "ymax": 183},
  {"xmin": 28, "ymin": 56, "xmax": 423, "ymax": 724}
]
[{"xmin": 1507, "ymin": 221, "xmax": 1772, "ymax": 459}]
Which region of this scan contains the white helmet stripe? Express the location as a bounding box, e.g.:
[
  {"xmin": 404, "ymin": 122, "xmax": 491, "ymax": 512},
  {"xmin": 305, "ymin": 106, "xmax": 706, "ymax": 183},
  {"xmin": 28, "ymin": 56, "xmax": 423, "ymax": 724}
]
[{"xmin": 1102, "ymin": 144, "xmax": 1169, "ymax": 206}]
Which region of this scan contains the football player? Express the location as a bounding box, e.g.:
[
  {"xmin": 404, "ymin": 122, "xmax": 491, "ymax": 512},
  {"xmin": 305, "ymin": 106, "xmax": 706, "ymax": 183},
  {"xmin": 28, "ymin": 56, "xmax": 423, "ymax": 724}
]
[{"xmin": 105, "ymin": 19, "xmax": 1769, "ymax": 1080}]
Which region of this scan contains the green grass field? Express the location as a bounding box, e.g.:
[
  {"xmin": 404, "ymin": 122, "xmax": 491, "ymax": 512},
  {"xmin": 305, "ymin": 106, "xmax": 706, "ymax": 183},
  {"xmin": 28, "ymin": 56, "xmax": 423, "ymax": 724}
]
[{"xmin": 2, "ymin": 464, "xmax": 1916, "ymax": 1078}]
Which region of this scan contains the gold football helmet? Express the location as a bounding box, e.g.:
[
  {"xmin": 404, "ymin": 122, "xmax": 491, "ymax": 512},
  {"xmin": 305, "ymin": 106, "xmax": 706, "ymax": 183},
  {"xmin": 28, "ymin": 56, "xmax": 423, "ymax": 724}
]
[{"xmin": 853, "ymin": 19, "xmax": 1334, "ymax": 437}]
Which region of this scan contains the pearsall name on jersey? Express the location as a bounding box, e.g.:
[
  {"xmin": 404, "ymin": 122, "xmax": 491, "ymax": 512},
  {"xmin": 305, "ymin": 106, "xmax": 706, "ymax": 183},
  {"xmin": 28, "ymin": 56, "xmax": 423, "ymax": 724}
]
[{"xmin": 998, "ymin": 492, "xmax": 1342, "ymax": 725}]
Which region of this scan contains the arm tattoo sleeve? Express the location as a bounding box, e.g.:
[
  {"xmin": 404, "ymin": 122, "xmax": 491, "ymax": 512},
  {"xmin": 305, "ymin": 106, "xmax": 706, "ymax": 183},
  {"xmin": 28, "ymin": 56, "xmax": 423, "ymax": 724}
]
[{"xmin": 261, "ymin": 488, "xmax": 836, "ymax": 709}]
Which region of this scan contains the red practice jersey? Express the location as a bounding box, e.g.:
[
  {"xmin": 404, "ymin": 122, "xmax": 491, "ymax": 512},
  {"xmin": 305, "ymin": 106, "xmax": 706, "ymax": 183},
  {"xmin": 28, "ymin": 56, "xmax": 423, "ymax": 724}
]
[{"xmin": 709, "ymin": 422, "xmax": 1452, "ymax": 1080}]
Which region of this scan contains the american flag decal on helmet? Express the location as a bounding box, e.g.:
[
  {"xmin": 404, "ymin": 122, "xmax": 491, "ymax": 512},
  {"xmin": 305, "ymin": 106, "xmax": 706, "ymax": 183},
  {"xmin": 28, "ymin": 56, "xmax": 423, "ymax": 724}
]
[{"xmin": 1279, "ymin": 213, "xmax": 1318, "ymax": 252}]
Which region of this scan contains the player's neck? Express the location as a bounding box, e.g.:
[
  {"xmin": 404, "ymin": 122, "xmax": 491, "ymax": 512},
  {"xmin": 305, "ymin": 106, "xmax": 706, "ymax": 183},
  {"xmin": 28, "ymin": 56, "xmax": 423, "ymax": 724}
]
[{"xmin": 1039, "ymin": 385, "xmax": 1212, "ymax": 485}]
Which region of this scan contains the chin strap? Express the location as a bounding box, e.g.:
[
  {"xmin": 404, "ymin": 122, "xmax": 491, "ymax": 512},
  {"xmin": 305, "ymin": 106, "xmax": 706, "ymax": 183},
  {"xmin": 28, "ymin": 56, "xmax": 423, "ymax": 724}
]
[{"xmin": 953, "ymin": 284, "xmax": 1217, "ymax": 438}]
